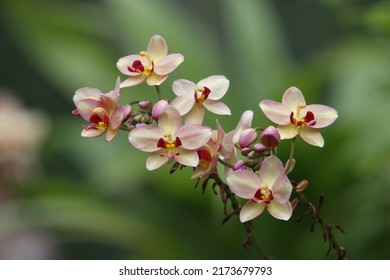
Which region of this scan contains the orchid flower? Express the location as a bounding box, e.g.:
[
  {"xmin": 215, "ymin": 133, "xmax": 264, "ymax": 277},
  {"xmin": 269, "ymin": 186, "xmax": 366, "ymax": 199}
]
[
  {"xmin": 117, "ymin": 35, "xmax": 184, "ymax": 88},
  {"xmin": 72, "ymin": 78, "xmax": 131, "ymax": 142},
  {"xmin": 170, "ymin": 75, "xmax": 231, "ymax": 124},
  {"xmin": 227, "ymin": 155, "xmax": 293, "ymax": 222},
  {"xmin": 191, "ymin": 120, "xmax": 225, "ymax": 179},
  {"xmin": 129, "ymin": 106, "xmax": 212, "ymax": 170},
  {"xmin": 259, "ymin": 87, "xmax": 338, "ymax": 147}
]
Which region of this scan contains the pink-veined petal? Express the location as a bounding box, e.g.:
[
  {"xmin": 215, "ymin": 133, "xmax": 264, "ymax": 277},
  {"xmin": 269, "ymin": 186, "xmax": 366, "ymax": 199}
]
[
  {"xmin": 203, "ymin": 100, "xmax": 231, "ymax": 115},
  {"xmin": 73, "ymin": 88, "xmax": 101, "ymax": 105},
  {"xmin": 76, "ymin": 98, "xmax": 101, "ymax": 120},
  {"xmin": 175, "ymin": 124, "xmax": 212, "ymax": 149},
  {"xmin": 146, "ymin": 151, "xmax": 169, "ymax": 170},
  {"xmin": 172, "ymin": 79, "xmax": 196, "ymax": 96},
  {"xmin": 240, "ymin": 200, "xmax": 266, "ymax": 223},
  {"xmin": 198, "ymin": 75, "xmax": 229, "ymax": 100},
  {"xmin": 305, "ymin": 104, "xmax": 338, "ymax": 128},
  {"xmin": 282, "ymin": 87, "xmax": 306, "ymax": 112},
  {"xmin": 267, "ymin": 201, "xmax": 292, "ymax": 221},
  {"xmin": 129, "ymin": 125, "xmax": 164, "ymax": 152},
  {"xmin": 158, "ymin": 106, "xmax": 182, "ymax": 135},
  {"xmin": 120, "ymin": 75, "xmax": 146, "ymax": 88},
  {"xmin": 147, "ymin": 35, "xmax": 168, "ymax": 62},
  {"xmin": 170, "ymin": 94, "xmax": 195, "ymax": 115},
  {"xmin": 226, "ymin": 169, "xmax": 261, "ymax": 199},
  {"xmin": 154, "ymin": 54, "xmax": 184, "ymax": 75},
  {"xmin": 116, "ymin": 55, "xmax": 147, "ymax": 76},
  {"xmin": 105, "ymin": 127, "xmax": 119, "ymax": 142},
  {"xmin": 259, "ymin": 155, "xmax": 285, "ymax": 189},
  {"xmin": 174, "ymin": 148, "xmax": 199, "ymax": 167},
  {"xmin": 145, "ymin": 73, "xmax": 168, "ymax": 86},
  {"xmin": 81, "ymin": 127, "xmax": 105, "ymax": 138},
  {"xmin": 184, "ymin": 103, "xmax": 205, "ymax": 124},
  {"xmin": 259, "ymin": 100, "xmax": 291, "ymax": 125},
  {"xmin": 271, "ymin": 175, "xmax": 293, "ymax": 204},
  {"xmin": 299, "ymin": 126, "xmax": 324, "ymax": 147},
  {"xmin": 277, "ymin": 124, "xmax": 298, "ymax": 139}
]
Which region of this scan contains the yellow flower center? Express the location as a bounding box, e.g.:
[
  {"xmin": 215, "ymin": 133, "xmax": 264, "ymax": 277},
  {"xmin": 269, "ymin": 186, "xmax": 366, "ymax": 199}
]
[
  {"xmin": 194, "ymin": 85, "xmax": 211, "ymax": 103},
  {"xmin": 252, "ymin": 183, "xmax": 274, "ymax": 204},
  {"xmin": 157, "ymin": 132, "xmax": 182, "ymax": 153}
]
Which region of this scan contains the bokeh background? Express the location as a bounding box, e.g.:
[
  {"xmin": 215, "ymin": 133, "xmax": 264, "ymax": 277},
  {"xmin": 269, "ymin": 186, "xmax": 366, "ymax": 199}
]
[{"xmin": 0, "ymin": 0, "xmax": 389, "ymax": 259}]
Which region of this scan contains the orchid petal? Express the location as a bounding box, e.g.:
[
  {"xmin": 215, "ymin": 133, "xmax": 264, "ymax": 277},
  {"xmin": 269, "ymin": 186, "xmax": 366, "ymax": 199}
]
[
  {"xmin": 74, "ymin": 88, "xmax": 101, "ymax": 105},
  {"xmin": 105, "ymin": 127, "xmax": 119, "ymax": 142},
  {"xmin": 81, "ymin": 127, "xmax": 105, "ymax": 138},
  {"xmin": 129, "ymin": 125, "xmax": 164, "ymax": 152},
  {"xmin": 198, "ymin": 75, "xmax": 229, "ymax": 100},
  {"xmin": 174, "ymin": 148, "xmax": 199, "ymax": 167},
  {"xmin": 305, "ymin": 104, "xmax": 338, "ymax": 128},
  {"xmin": 240, "ymin": 201, "xmax": 266, "ymax": 223},
  {"xmin": 146, "ymin": 151, "xmax": 169, "ymax": 170},
  {"xmin": 277, "ymin": 124, "xmax": 298, "ymax": 139},
  {"xmin": 172, "ymin": 79, "xmax": 196, "ymax": 96},
  {"xmin": 226, "ymin": 169, "xmax": 261, "ymax": 199},
  {"xmin": 158, "ymin": 106, "xmax": 182, "ymax": 135},
  {"xmin": 203, "ymin": 100, "xmax": 231, "ymax": 115},
  {"xmin": 184, "ymin": 103, "xmax": 205, "ymax": 125},
  {"xmin": 175, "ymin": 124, "xmax": 212, "ymax": 149},
  {"xmin": 299, "ymin": 126, "xmax": 324, "ymax": 147},
  {"xmin": 282, "ymin": 86, "xmax": 306, "ymax": 112},
  {"xmin": 267, "ymin": 201, "xmax": 292, "ymax": 221},
  {"xmin": 259, "ymin": 155, "xmax": 286, "ymax": 189},
  {"xmin": 145, "ymin": 73, "xmax": 168, "ymax": 86},
  {"xmin": 154, "ymin": 54, "xmax": 184, "ymax": 75},
  {"xmin": 106, "ymin": 77, "xmax": 121, "ymax": 101},
  {"xmin": 259, "ymin": 100, "xmax": 291, "ymax": 125},
  {"xmin": 170, "ymin": 94, "xmax": 195, "ymax": 115},
  {"xmin": 271, "ymin": 175, "xmax": 293, "ymax": 204},
  {"xmin": 120, "ymin": 75, "xmax": 146, "ymax": 88},
  {"xmin": 76, "ymin": 98, "xmax": 100, "ymax": 120},
  {"xmin": 147, "ymin": 35, "xmax": 168, "ymax": 62}
]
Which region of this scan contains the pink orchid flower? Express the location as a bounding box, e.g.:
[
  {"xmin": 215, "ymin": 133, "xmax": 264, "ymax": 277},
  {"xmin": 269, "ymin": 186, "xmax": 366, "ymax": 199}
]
[
  {"xmin": 72, "ymin": 78, "xmax": 131, "ymax": 142},
  {"xmin": 117, "ymin": 35, "xmax": 184, "ymax": 88},
  {"xmin": 227, "ymin": 155, "xmax": 293, "ymax": 222},
  {"xmin": 191, "ymin": 120, "xmax": 225, "ymax": 179},
  {"xmin": 170, "ymin": 75, "xmax": 231, "ymax": 124},
  {"xmin": 129, "ymin": 106, "xmax": 212, "ymax": 170},
  {"xmin": 259, "ymin": 87, "xmax": 338, "ymax": 147}
]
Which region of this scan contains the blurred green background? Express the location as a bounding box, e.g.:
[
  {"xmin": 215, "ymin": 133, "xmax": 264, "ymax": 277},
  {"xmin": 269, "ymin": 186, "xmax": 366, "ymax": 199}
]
[{"xmin": 0, "ymin": 0, "xmax": 389, "ymax": 259}]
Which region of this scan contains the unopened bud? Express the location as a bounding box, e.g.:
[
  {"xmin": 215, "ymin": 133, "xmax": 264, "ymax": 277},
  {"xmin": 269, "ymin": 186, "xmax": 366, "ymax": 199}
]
[
  {"xmin": 285, "ymin": 158, "xmax": 296, "ymax": 175},
  {"xmin": 239, "ymin": 128, "xmax": 257, "ymax": 148},
  {"xmin": 296, "ymin": 180, "xmax": 309, "ymax": 192},
  {"xmin": 261, "ymin": 126, "xmax": 281, "ymax": 147},
  {"xmin": 152, "ymin": 99, "xmax": 169, "ymax": 120},
  {"xmin": 241, "ymin": 147, "xmax": 252, "ymax": 156},
  {"xmin": 138, "ymin": 100, "xmax": 152, "ymax": 111},
  {"xmin": 233, "ymin": 160, "xmax": 246, "ymax": 170},
  {"xmin": 253, "ymin": 143, "xmax": 267, "ymax": 153}
]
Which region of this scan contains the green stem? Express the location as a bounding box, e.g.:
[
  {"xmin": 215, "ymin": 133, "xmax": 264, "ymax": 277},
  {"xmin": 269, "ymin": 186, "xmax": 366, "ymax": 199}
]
[
  {"xmin": 285, "ymin": 137, "xmax": 296, "ymax": 174},
  {"xmin": 155, "ymin": 85, "xmax": 162, "ymax": 100},
  {"xmin": 218, "ymin": 158, "xmax": 234, "ymax": 169}
]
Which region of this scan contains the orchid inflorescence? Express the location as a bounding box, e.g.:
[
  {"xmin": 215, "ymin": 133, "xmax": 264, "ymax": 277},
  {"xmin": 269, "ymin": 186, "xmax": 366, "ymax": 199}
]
[{"xmin": 72, "ymin": 34, "xmax": 345, "ymax": 259}]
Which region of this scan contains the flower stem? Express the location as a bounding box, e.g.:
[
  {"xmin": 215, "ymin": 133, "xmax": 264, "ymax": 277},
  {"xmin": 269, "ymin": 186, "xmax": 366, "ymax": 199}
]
[
  {"xmin": 155, "ymin": 85, "xmax": 162, "ymax": 100},
  {"xmin": 218, "ymin": 158, "xmax": 234, "ymax": 169},
  {"xmin": 285, "ymin": 137, "xmax": 296, "ymax": 174}
]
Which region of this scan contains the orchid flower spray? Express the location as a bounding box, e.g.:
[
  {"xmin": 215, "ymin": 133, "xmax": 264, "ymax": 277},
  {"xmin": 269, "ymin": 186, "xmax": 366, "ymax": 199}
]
[{"xmin": 73, "ymin": 34, "xmax": 345, "ymax": 259}]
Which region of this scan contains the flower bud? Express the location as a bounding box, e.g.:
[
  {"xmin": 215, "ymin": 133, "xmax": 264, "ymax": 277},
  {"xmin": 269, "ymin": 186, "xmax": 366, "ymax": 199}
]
[
  {"xmin": 284, "ymin": 158, "xmax": 296, "ymax": 175},
  {"xmin": 241, "ymin": 147, "xmax": 252, "ymax": 156},
  {"xmin": 138, "ymin": 100, "xmax": 152, "ymax": 111},
  {"xmin": 296, "ymin": 180, "xmax": 309, "ymax": 192},
  {"xmin": 261, "ymin": 126, "xmax": 281, "ymax": 147},
  {"xmin": 152, "ymin": 99, "xmax": 169, "ymax": 120},
  {"xmin": 233, "ymin": 160, "xmax": 246, "ymax": 171},
  {"xmin": 253, "ymin": 143, "xmax": 267, "ymax": 153},
  {"xmin": 239, "ymin": 128, "xmax": 257, "ymax": 148}
]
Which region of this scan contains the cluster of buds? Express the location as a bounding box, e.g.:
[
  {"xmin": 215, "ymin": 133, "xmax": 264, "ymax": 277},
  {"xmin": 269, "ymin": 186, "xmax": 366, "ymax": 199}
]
[{"xmin": 72, "ymin": 34, "xmax": 338, "ymax": 226}]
